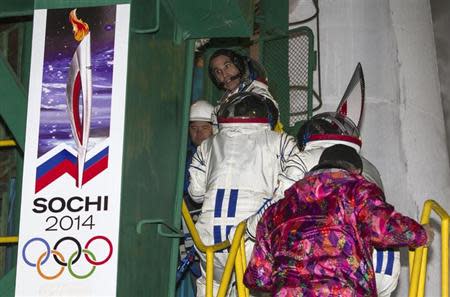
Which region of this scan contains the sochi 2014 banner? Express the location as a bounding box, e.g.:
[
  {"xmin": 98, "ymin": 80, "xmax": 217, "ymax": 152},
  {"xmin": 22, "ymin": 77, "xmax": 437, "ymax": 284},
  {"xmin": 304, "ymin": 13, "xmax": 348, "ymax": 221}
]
[{"xmin": 15, "ymin": 4, "xmax": 129, "ymax": 296}]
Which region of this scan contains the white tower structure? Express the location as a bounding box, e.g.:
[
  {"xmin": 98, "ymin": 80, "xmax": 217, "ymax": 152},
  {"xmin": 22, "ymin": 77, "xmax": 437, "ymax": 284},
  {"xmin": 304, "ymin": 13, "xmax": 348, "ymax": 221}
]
[{"xmin": 290, "ymin": 1, "xmax": 450, "ymax": 296}]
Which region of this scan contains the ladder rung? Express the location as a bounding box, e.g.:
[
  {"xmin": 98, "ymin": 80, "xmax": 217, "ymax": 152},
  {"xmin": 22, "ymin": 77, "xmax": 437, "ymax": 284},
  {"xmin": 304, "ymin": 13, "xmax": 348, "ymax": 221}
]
[{"xmin": 0, "ymin": 140, "xmax": 16, "ymax": 147}]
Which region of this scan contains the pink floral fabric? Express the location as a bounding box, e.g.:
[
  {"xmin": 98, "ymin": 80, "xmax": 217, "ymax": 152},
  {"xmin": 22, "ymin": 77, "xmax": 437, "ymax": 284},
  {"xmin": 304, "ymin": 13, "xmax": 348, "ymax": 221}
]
[{"xmin": 244, "ymin": 169, "xmax": 427, "ymax": 297}]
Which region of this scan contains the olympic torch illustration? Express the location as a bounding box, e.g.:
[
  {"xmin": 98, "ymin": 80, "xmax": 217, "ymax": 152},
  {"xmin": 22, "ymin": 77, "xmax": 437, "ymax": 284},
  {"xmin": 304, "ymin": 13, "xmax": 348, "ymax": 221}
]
[{"xmin": 66, "ymin": 9, "xmax": 92, "ymax": 188}]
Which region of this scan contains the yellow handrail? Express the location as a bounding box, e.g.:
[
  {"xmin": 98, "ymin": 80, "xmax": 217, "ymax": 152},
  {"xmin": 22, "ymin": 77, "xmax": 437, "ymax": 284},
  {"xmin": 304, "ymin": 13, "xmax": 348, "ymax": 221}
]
[
  {"xmin": 234, "ymin": 235, "xmax": 249, "ymax": 297},
  {"xmin": 0, "ymin": 139, "xmax": 16, "ymax": 147},
  {"xmin": 409, "ymin": 199, "xmax": 449, "ymax": 297},
  {"xmin": 182, "ymin": 201, "xmax": 230, "ymax": 297},
  {"xmin": 181, "ymin": 200, "xmax": 248, "ymax": 297},
  {"xmin": 216, "ymin": 222, "xmax": 246, "ymax": 297},
  {"xmin": 0, "ymin": 236, "xmax": 18, "ymax": 244}
]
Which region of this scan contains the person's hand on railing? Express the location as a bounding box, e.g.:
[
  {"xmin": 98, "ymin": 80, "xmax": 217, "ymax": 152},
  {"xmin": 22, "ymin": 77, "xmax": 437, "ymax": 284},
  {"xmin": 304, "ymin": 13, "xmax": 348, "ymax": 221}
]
[{"xmin": 422, "ymin": 224, "xmax": 434, "ymax": 247}]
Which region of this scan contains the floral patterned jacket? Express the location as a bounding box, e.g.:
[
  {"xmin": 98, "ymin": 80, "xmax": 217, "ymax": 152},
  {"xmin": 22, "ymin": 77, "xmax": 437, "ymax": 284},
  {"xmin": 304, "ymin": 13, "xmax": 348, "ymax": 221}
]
[{"xmin": 244, "ymin": 169, "xmax": 427, "ymax": 297}]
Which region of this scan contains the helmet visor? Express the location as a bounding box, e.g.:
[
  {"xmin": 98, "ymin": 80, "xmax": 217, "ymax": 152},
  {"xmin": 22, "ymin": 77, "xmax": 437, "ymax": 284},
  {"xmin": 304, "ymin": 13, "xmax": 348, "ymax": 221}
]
[
  {"xmin": 297, "ymin": 112, "xmax": 361, "ymax": 150},
  {"xmin": 217, "ymin": 92, "xmax": 270, "ymax": 123}
]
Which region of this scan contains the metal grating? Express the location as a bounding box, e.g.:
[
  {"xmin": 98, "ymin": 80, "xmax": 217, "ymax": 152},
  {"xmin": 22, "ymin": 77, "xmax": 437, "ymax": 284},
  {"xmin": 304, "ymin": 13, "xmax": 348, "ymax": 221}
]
[
  {"xmin": 262, "ymin": 26, "xmax": 315, "ymax": 135},
  {"xmin": 288, "ymin": 29, "xmax": 311, "ymax": 126},
  {"xmin": 263, "ymin": 36, "xmax": 289, "ymax": 120}
]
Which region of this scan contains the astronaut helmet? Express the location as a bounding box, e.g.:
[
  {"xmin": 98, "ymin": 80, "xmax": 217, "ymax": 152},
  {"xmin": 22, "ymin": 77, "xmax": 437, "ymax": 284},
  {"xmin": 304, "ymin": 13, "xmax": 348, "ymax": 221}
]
[
  {"xmin": 296, "ymin": 111, "xmax": 361, "ymax": 151},
  {"xmin": 216, "ymin": 92, "xmax": 275, "ymax": 127}
]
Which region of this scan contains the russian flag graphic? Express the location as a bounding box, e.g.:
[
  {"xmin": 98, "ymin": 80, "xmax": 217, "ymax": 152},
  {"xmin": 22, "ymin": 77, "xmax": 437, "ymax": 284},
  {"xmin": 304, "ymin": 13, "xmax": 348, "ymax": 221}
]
[{"xmin": 35, "ymin": 146, "xmax": 109, "ymax": 193}]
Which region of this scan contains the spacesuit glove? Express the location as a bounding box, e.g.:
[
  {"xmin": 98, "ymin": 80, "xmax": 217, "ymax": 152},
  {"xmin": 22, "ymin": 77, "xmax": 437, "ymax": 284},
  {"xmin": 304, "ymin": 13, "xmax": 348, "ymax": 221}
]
[
  {"xmin": 226, "ymin": 220, "xmax": 253, "ymax": 245},
  {"xmin": 245, "ymin": 198, "xmax": 275, "ymax": 241},
  {"xmin": 423, "ymin": 224, "xmax": 434, "ymax": 247},
  {"xmin": 245, "ymin": 215, "xmax": 258, "ymax": 242}
]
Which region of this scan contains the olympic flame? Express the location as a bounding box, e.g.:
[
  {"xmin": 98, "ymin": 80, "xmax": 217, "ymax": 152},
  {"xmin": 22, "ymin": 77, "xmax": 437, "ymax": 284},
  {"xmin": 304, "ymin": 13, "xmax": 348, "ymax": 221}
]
[{"xmin": 69, "ymin": 9, "xmax": 90, "ymax": 42}]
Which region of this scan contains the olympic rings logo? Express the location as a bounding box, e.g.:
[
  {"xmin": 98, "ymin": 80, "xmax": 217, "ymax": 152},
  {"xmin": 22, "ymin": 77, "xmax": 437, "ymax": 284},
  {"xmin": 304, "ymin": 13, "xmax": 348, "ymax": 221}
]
[{"xmin": 22, "ymin": 236, "xmax": 113, "ymax": 280}]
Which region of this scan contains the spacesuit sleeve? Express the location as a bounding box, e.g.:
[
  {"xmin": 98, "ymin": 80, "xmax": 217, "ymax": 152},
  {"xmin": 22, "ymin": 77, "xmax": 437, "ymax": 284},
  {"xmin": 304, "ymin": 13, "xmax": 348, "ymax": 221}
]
[
  {"xmin": 273, "ymin": 133, "xmax": 307, "ymax": 200},
  {"xmin": 356, "ymin": 182, "xmax": 428, "ymax": 249},
  {"xmin": 246, "ymin": 134, "xmax": 306, "ymax": 241},
  {"xmin": 188, "ymin": 143, "xmax": 208, "ymax": 204},
  {"xmin": 245, "ymin": 80, "xmax": 274, "ymax": 100}
]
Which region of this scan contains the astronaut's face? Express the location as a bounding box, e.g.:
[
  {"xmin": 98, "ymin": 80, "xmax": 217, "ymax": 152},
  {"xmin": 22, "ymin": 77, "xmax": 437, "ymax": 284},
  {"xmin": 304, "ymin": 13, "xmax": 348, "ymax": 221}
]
[
  {"xmin": 210, "ymin": 55, "xmax": 241, "ymax": 91},
  {"xmin": 189, "ymin": 121, "xmax": 213, "ymax": 146}
]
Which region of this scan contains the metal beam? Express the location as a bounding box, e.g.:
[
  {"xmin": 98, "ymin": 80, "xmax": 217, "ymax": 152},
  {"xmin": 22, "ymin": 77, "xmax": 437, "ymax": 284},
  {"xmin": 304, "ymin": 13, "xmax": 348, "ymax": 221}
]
[
  {"xmin": 0, "ymin": 0, "xmax": 33, "ymax": 18},
  {"xmin": 0, "ymin": 53, "xmax": 27, "ymax": 150}
]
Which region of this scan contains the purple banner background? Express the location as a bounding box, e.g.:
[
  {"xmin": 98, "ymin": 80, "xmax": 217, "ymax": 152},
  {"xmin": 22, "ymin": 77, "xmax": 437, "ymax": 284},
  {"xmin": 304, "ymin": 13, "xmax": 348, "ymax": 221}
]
[{"xmin": 38, "ymin": 5, "xmax": 117, "ymax": 157}]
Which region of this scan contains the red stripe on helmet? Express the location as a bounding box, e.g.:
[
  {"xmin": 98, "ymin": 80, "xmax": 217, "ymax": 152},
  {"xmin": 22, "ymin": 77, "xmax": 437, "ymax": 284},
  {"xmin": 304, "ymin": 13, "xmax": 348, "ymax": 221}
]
[
  {"xmin": 217, "ymin": 117, "xmax": 269, "ymax": 124},
  {"xmin": 309, "ymin": 134, "xmax": 362, "ymax": 146}
]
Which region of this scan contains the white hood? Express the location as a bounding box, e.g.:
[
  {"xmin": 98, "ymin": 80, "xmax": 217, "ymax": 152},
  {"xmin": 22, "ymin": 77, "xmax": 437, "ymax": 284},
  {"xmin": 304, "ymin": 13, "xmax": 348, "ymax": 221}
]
[
  {"xmin": 304, "ymin": 139, "xmax": 361, "ymax": 152},
  {"xmin": 218, "ymin": 122, "xmax": 271, "ymax": 135}
]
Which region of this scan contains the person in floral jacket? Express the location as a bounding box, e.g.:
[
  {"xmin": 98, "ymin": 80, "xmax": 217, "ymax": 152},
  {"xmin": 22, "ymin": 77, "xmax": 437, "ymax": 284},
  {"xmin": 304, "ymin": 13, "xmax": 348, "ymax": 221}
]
[{"xmin": 244, "ymin": 144, "xmax": 433, "ymax": 297}]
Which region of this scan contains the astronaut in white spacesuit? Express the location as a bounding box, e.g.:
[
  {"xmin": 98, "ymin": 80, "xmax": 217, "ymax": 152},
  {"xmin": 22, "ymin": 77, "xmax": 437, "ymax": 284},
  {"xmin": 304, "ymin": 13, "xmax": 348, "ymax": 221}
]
[
  {"xmin": 208, "ymin": 48, "xmax": 283, "ymax": 132},
  {"xmin": 188, "ymin": 92, "xmax": 305, "ymax": 296},
  {"xmin": 296, "ymin": 111, "xmax": 401, "ymax": 297}
]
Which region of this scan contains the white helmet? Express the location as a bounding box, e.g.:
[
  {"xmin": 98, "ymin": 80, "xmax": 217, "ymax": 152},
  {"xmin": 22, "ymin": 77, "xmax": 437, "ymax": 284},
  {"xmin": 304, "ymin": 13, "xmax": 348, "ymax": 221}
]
[
  {"xmin": 190, "ymin": 100, "xmax": 214, "ymax": 122},
  {"xmin": 296, "ymin": 112, "xmax": 361, "ymax": 150}
]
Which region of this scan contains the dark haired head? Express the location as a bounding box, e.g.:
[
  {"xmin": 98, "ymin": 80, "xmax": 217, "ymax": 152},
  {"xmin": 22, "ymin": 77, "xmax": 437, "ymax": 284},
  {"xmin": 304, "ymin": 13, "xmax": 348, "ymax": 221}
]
[
  {"xmin": 208, "ymin": 49, "xmax": 246, "ymax": 90},
  {"xmin": 312, "ymin": 144, "xmax": 363, "ymax": 173}
]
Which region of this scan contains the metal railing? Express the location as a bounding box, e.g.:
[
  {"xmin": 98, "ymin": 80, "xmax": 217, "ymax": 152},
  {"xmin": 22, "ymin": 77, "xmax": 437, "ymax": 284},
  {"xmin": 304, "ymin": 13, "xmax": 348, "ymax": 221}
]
[
  {"xmin": 0, "ymin": 237, "xmax": 18, "ymax": 244},
  {"xmin": 0, "ymin": 139, "xmax": 19, "ymax": 244},
  {"xmin": 181, "ymin": 200, "xmax": 249, "ymax": 297},
  {"xmin": 409, "ymin": 199, "xmax": 449, "ymax": 297},
  {"xmin": 0, "ymin": 139, "xmax": 16, "ymax": 147}
]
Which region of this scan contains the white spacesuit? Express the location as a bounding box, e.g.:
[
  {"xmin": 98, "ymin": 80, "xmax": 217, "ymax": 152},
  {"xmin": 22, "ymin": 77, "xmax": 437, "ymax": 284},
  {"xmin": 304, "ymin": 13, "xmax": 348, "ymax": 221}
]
[
  {"xmin": 296, "ymin": 112, "xmax": 401, "ymax": 297},
  {"xmin": 188, "ymin": 92, "xmax": 305, "ymax": 296}
]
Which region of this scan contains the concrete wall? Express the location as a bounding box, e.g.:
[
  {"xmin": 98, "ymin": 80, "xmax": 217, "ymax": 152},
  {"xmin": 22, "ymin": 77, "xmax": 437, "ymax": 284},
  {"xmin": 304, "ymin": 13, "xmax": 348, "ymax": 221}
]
[
  {"xmin": 290, "ymin": 1, "xmax": 450, "ymax": 296},
  {"xmin": 431, "ymin": 0, "xmax": 450, "ymax": 169}
]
